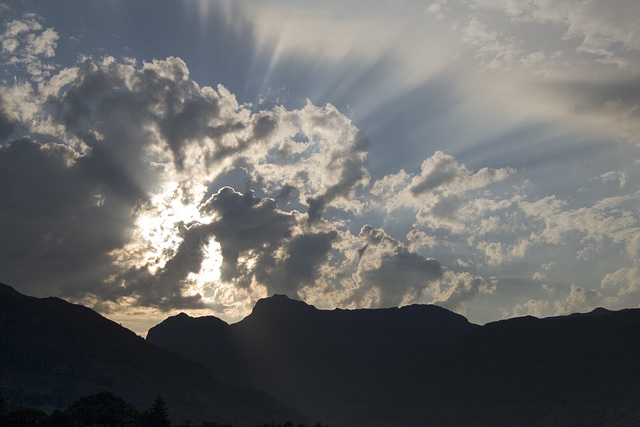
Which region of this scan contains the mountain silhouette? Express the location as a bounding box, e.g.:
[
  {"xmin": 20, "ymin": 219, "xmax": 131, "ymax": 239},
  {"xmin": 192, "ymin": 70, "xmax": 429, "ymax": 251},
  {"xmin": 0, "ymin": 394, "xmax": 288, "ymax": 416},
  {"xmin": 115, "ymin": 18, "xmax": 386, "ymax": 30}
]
[
  {"xmin": 148, "ymin": 294, "xmax": 479, "ymax": 425},
  {"xmin": 148, "ymin": 294, "xmax": 640, "ymax": 426},
  {"xmin": 0, "ymin": 283, "xmax": 309, "ymax": 426}
]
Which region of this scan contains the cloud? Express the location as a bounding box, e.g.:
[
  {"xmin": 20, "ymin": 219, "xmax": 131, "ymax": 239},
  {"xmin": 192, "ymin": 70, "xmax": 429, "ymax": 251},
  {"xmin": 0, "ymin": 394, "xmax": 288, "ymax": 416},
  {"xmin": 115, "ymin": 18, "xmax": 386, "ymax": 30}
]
[
  {"xmin": 200, "ymin": 187, "xmax": 296, "ymax": 288},
  {"xmin": 116, "ymin": 222, "xmax": 212, "ymax": 310},
  {"xmin": 0, "ymin": 138, "xmax": 135, "ymax": 299},
  {"xmin": 554, "ymin": 284, "xmax": 617, "ymax": 315},
  {"xmin": 411, "ymin": 151, "xmax": 512, "ymax": 196},
  {"xmin": 429, "ymin": 270, "xmax": 493, "ymax": 313},
  {"xmin": 518, "ymin": 193, "xmax": 640, "ymax": 257},
  {"xmin": 601, "ymin": 267, "xmax": 640, "ymax": 298},
  {"xmin": 353, "ymin": 225, "xmax": 442, "ymax": 307},
  {"xmin": 0, "ymin": 53, "xmax": 382, "ymax": 316},
  {"xmin": 0, "ymin": 14, "xmax": 58, "ymax": 80},
  {"xmin": 510, "ymin": 298, "xmax": 550, "ymax": 318},
  {"xmin": 600, "ymin": 170, "xmax": 628, "ymax": 189},
  {"xmin": 0, "ymin": 57, "xmax": 247, "ymax": 305},
  {"xmin": 478, "ymin": 241, "xmax": 504, "ymax": 266},
  {"xmin": 372, "ymin": 150, "xmax": 513, "ymax": 231},
  {"xmin": 0, "ymin": 95, "xmax": 15, "ymax": 141},
  {"xmin": 250, "ymin": 101, "xmax": 371, "ymax": 221},
  {"xmin": 3, "ymin": 3, "xmax": 639, "ymax": 332},
  {"xmin": 410, "ymin": 151, "xmax": 470, "ymax": 196},
  {"xmin": 461, "ymin": 16, "xmax": 521, "ymax": 69},
  {"xmin": 412, "ymin": 0, "xmax": 637, "ymax": 146},
  {"xmin": 470, "ymin": 0, "xmax": 640, "ymax": 63},
  {"xmin": 406, "ymin": 229, "xmax": 436, "ymax": 252}
]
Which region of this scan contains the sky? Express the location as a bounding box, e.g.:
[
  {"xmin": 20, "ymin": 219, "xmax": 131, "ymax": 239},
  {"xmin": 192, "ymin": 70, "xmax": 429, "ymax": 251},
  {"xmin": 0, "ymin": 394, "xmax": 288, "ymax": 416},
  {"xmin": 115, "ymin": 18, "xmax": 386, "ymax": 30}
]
[{"xmin": 1, "ymin": 0, "xmax": 639, "ymax": 335}]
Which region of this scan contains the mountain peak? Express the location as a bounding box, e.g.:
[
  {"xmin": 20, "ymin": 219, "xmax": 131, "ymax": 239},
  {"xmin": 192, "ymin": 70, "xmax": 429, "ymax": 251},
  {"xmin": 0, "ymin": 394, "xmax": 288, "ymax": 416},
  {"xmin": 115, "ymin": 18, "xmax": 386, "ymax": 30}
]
[
  {"xmin": 248, "ymin": 294, "xmax": 315, "ymax": 320},
  {"xmin": 254, "ymin": 294, "xmax": 309, "ymax": 307},
  {"xmin": 263, "ymin": 294, "xmax": 296, "ymax": 302}
]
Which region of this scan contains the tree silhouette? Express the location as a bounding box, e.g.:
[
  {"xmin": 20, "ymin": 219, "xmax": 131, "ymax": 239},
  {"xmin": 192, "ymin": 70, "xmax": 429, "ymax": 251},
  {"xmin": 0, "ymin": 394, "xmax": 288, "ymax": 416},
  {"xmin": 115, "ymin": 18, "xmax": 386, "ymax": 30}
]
[
  {"xmin": 0, "ymin": 391, "xmax": 320, "ymax": 427},
  {"xmin": 47, "ymin": 409, "xmax": 67, "ymax": 427},
  {"xmin": 141, "ymin": 395, "xmax": 170, "ymax": 427},
  {"xmin": 64, "ymin": 391, "xmax": 139, "ymax": 426},
  {"xmin": 0, "ymin": 392, "xmax": 6, "ymax": 420},
  {"xmin": 3, "ymin": 407, "xmax": 48, "ymax": 426}
]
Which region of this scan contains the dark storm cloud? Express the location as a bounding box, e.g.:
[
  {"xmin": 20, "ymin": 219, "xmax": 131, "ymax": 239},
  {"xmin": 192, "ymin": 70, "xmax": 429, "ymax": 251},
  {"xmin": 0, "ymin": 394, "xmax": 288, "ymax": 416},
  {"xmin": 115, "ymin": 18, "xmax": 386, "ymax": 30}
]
[
  {"xmin": 0, "ymin": 96, "xmax": 15, "ymax": 142},
  {"xmin": 0, "ymin": 51, "xmax": 380, "ymax": 312},
  {"xmin": 431, "ymin": 272, "xmax": 488, "ymax": 312},
  {"xmin": 0, "ymin": 56, "xmax": 242, "ymax": 306},
  {"xmin": 55, "ymin": 56, "xmax": 253, "ymax": 179},
  {"xmin": 118, "ymin": 223, "xmax": 211, "ymax": 310},
  {"xmin": 252, "ymin": 114, "xmax": 277, "ymax": 140},
  {"xmin": 263, "ymin": 231, "xmax": 338, "ymax": 295},
  {"xmin": 0, "ymin": 138, "xmax": 135, "ymax": 298},
  {"xmin": 275, "ymin": 184, "xmax": 297, "ymax": 203},
  {"xmin": 158, "ymin": 92, "xmax": 221, "ymax": 169},
  {"xmin": 76, "ymin": 133, "xmax": 148, "ymax": 203},
  {"xmin": 355, "ymin": 225, "xmax": 443, "ymax": 307},
  {"xmin": 198, "ymin": 187, "xmax": 339, "ymax": 296},
  {"xmin": 306, "ymin": 150, "xmax": 371, "ymax": 222},
  {"xmin": 53, "ymin": 60, "xmax": 166, "ymax": 200},
  {"xmin": 56, "ymin": 60, "xmax": 130, "ymax": 131},
  {"xmin": 201, "ymin": 187, "xmax": 296, "ymax": 285}
]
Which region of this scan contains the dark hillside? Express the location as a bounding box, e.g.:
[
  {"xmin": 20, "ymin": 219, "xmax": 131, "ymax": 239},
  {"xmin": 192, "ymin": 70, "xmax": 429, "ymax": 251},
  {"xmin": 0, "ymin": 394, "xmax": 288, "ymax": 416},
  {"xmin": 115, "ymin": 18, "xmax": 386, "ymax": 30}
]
[{"xmin": 0, "ymin": 283, "xmax": 309, "ymax": 426}]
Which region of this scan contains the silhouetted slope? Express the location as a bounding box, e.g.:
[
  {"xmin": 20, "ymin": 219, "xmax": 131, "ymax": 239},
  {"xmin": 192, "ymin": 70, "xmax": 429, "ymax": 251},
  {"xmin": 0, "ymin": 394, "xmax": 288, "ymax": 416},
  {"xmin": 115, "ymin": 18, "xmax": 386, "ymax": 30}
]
[
  {"xmin": 0, "ymin": 283, "xmax": 309, "ymax": 426},
  {"xmin": 148, "ymin": 295, "xmax": 640, "ymax": 426}
]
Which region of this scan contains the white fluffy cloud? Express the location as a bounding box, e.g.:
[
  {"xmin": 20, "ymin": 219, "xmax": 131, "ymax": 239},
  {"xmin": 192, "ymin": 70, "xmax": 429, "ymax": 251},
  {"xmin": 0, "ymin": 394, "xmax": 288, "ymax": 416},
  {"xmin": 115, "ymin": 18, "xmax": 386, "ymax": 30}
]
[
  {"xmin": 518, "ymin": 193, "xmax": 640, "ymax": 258},
  {"xmin": 601, "ymin": 268, "xmax": 640, "ymax": 298},
  {"xmin": 371, "ymin": 151, "xmax": 513, "ymax": 232},
  {"xmin": 352, "ymin": 225, "xmax": 442, "ymax": 307},
  {"xmin": 0, "ymin": 14, "xmax": 58, "ymax": 80},
  {"xmin": 429, "ymin": 270, "xmax": 494, "ymax": 313},
  {"xmin": 554, "ymin": 284, "xmax": 617, "ymax": 315}
]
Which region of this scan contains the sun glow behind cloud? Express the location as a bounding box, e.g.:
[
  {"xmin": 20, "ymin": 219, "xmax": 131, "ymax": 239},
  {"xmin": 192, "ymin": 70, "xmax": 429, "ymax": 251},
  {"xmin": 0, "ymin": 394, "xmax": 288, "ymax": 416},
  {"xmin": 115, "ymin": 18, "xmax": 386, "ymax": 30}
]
[
  {"xmin": 113, "ymin": 181, "xmax": 216, "ymax": 275},
  {"xmin": 185, "ymin": 237, "xmax": 223, "ymax": 296}
]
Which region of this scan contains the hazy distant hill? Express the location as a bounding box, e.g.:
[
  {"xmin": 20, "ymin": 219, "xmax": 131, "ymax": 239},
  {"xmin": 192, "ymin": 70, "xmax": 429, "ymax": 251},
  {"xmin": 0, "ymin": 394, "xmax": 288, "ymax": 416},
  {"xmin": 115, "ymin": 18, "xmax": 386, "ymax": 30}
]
[
  {"xmin": 148, "ymin": 294, "xmax": 640, "ymax": 426},
  {"xmin": 0, "ymin": 283, "xmax": 309, "ymax": 426}
]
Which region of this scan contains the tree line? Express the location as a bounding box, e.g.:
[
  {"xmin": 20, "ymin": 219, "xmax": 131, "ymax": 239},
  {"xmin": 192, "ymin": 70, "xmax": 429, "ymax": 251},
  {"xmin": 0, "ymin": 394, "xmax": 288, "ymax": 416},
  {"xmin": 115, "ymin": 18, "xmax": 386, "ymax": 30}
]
[
  {"xmin": 0, "ymin": 391, "xmax": 330, "ymax": 427},
  {"xmin": 1, "ymin": 391, "xmax": 167, "ymax": 426}
]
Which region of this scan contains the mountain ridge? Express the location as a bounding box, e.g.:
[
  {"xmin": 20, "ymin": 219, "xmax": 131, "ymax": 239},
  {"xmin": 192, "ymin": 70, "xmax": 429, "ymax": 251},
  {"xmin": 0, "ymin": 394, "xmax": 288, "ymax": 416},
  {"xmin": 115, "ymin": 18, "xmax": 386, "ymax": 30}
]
[
  {"xmin": 4, "ymin": 282, "xmax": 640, "ymax": 426},
  {"xmin": 148, "ymin": 295, "xmax": 479, "ymax": 426},
  {"xmin": 148, "ymin": 294, "xmax": 640, "ymax": 427}
]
